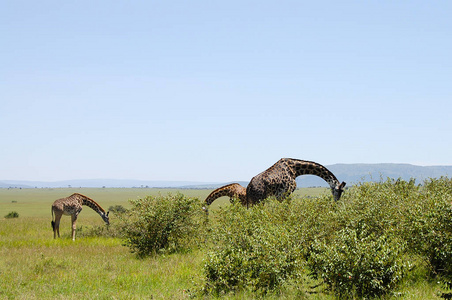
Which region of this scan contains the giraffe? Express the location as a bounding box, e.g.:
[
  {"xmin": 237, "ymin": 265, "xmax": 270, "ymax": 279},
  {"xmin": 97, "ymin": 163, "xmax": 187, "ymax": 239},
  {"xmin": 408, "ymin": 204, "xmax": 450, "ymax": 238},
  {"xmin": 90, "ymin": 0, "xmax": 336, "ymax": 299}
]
[
  {"xmin": 202, "ymin": 183, "xmax": 247, "ymax": 212},
  {"xmin": 51, "ymin": 193, "xmax": 109, "ymax": 241},
  {"xmin": 246, "ymin": 158, "xmax": 346, "ymax": 206}
]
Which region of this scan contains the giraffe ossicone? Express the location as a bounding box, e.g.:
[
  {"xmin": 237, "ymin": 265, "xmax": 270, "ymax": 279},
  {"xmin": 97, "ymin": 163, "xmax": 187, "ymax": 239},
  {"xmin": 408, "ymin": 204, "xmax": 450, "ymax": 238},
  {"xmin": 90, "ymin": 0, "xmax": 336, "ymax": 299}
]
[{"xmin": 51, "ymin": 193, "xmax": 110, "ymax": 241}]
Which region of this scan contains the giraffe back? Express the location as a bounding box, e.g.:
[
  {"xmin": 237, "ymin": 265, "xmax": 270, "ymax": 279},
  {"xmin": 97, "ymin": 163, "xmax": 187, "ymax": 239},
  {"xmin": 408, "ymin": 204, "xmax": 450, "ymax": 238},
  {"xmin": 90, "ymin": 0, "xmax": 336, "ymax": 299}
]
[
  {"xmin": 246, "ymin": 159, "xmax": 297, "ymax": 204},
  {"xmin": 51, "ymin": 193, "xmax": 84, "ymax": 216}
]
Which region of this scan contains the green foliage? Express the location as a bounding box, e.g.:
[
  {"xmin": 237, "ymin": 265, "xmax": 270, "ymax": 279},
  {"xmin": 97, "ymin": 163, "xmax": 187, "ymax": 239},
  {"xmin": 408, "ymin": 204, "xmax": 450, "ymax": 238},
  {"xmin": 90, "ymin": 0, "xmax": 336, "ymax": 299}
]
[
  {"xmin": 4, "ymin": 211, "xmax": 19, "ymax": 218},
  {"xmin": 403, "ymin": 177, "xmax": 452, "ymax": 289},
  {"xmin": 202, "ymin": 198, "xmax": 306, "ymax": 295},
  {"xmin": 120, "ymin": 193, "xmax": 207, "ymax": 257},
  {"xmin": 304, "ymin": 177, "xmax": 452, "ymax": 298},
  {"xmin": 303, "ymin": 179, "xmax": 418, "ymax": 298},
  {"xmin": 308, "ymin": 226, "xmax": 406, "ymax": 298},
  {"xmin": 2, "ymin": 185, "xmax": 452, "ymax": 298},
  {"xmin": 200, "ymin": 178, "xmax": 450, "ymax": 298}
]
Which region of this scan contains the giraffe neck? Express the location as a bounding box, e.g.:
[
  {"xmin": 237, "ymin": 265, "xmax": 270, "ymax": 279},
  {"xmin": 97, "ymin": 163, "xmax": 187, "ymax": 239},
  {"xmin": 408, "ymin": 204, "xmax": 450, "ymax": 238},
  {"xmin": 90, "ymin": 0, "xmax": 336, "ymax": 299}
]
[
  {"xmin": 285, "ymin": 159, "xmax": 340, "ymax": 189},
  {"xmin": 82, "ymin": 197, "xmax": 105, "ymax": 213},
  {"xmin": 73, "ymin": 193, "xmax": 109, "ymax": 224},
  {"xmin": 205, "ymin": 183, "xmax": 246, "ymax": 206}
]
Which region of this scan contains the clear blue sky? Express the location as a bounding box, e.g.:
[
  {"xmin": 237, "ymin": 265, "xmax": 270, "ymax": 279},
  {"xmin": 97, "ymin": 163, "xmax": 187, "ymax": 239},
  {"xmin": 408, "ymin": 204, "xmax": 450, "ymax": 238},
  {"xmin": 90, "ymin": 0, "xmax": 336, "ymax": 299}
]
[{"xmin": 1, "ymin": 1, "xmax": 451, "ymax": 182}]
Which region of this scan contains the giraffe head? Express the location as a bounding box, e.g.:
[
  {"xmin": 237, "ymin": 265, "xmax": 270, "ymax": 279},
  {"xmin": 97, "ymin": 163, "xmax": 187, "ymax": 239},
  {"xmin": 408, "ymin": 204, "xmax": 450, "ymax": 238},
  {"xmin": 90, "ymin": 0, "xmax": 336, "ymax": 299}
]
[
  {"xmin": 101, "ymin": 211, "xmax": 110, "ymax": 225},
  {"xmin": 332, "ymin": 182, "xmax": 346, "ymax": 201}
]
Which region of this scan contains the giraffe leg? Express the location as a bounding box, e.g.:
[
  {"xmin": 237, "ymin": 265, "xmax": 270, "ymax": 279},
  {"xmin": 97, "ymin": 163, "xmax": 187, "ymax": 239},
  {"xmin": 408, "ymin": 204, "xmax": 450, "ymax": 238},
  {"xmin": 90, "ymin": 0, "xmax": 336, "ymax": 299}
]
[
  {"xmin": 71, "ymin": 214, "xmax": 78, "ymax": 241},
  {"xmin": 53, "ymin": 212, "xmax": 62, "ymax": 239}
]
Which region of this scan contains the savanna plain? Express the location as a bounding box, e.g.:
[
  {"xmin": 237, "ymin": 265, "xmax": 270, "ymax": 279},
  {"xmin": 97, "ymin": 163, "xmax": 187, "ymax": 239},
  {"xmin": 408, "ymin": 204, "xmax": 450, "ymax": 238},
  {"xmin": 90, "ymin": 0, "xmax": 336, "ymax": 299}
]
[
  {"xmin": 1, "ymin": 181, "xmax": 451, "ymax": 299},
  {"xmin": 0, "ymin": 188, "xmax": 318, "ymax": 299}
]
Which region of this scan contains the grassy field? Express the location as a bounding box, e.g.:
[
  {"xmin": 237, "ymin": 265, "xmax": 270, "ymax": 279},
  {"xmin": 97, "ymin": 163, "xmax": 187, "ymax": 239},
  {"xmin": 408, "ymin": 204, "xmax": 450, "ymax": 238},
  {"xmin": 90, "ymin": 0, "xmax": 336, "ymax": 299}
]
[
  {"xmin": 0, "ymin": 217, "xmax": 203, "ymax": 299},
  {"xmin": 0, "ymin": 187, "xmax": 326, "ymax": 218},
  {"xmin": 1, "ymin": 185, "xmax": 448, "ymax": 299},
  {"xmin": 0, "ymin": 187, "xmax": 328, "ymax": 299}
]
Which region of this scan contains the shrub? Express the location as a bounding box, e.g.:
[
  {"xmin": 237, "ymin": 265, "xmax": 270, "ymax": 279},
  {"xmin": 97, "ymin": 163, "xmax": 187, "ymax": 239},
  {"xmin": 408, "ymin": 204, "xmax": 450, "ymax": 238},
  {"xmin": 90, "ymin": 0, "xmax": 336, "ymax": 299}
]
[
  {"xmin": 4, "ymin": 211, "xmax": 19, "ymax": 219},
  {"xmin": 302, "ymin": 179, "xmax": 414, "ymax": 298},
  {"xmin": 198, "ymin": 178, "xmax": 451, "ymax": 297},
  {"xmin": 120, "ymin": 193, "xmax": 207, "ymax": 257},
  {"xmin": 308, "ymin": 225, "xmax": 407, "ymax": 298},
  {"xmin": 403, "ymin": 177, "xmax": 452, "ymax": 289},
  {"xmin": 202, "ymin": 199, "xmax": 305, "ymax": 295},
  {"xmin": 338, "ymin": 178, "xmax": 420, "ymax": 238}
]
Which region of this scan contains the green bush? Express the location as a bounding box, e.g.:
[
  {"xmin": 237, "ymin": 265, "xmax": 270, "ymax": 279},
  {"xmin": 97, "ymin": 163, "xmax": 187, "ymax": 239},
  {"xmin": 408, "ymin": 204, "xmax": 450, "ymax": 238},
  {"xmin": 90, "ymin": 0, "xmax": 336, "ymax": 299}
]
[
  {"xmin": 338, "ymin": 178, "xmax": 420, "ymax": 238},
  {"xmin": 4, "ymin": 211, "xmax": 19, "ymax": 219},
  {"xmin": 403, "ymin": 177, "xmax": 452, "ymax": 289},
  {"xmin": 197, "ymin": 178, "xmax": 452, "ymax": 297},
  {"xmin": 298, "ymin": 180, "xmax": 412, "ymax": 298},
  {"xmin": 202, "ymin": 198, "xmax": 305, "ymax": 295},
  {"xmin": 121, "ymin": 193, "xmax": 207, "ymax": 257},
  {"xmin": 308, "ymin": 225, "xmax": 406, "ymax": 298}
]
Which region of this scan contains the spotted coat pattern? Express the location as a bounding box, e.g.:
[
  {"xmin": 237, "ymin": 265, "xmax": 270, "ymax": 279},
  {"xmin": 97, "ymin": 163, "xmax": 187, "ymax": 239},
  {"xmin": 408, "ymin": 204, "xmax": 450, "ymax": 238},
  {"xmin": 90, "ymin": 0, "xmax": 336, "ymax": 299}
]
[
  {"xmin": 246, "ymin": 158, "xmax": 346, "ymax": 206},
  {"xmin": 203, "ymin": 183, "xmax": 247, "ymax": 211},
  {"xmin": 51, "ymin": 193, "xmax": 109, "ymax": 240}
]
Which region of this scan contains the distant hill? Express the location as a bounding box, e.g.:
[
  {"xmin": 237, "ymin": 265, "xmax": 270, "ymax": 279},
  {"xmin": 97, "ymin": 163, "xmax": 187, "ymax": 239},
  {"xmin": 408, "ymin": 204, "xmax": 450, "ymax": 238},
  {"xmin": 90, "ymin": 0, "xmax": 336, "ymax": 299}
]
[
  {"xmin": 295, "ymin": 163, "xmax": 452, "ymax": 187},
  {"xmin": 1, "ymin": 164, "xmax": 451, "ymax": 189},
  {"xmin": 0, "ymin": 182, "xmax": 32, "ymax": 189}
]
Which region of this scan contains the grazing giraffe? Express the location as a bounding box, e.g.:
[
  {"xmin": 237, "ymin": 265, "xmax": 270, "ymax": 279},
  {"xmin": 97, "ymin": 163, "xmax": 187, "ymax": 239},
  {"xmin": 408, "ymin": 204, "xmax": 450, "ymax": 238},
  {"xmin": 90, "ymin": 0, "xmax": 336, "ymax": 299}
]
[
  {"xmin": 246, "ymin": 158, "xmax": 346, "ymax": 206},
  {"xmin": 51, "ymin": 193, "xmax": 109, "ymax": 241},
  {"xmin": 202, "ymin": 183, "xmax": 247, "ymax": 212}
]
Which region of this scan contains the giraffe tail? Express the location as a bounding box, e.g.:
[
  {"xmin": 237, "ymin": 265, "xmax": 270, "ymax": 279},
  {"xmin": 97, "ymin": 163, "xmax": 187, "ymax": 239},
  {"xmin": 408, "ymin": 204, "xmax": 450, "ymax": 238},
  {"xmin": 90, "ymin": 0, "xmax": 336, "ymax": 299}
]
[{"xmin": 51, "ymin": 207, "xmax": 55, "ymax": 230}]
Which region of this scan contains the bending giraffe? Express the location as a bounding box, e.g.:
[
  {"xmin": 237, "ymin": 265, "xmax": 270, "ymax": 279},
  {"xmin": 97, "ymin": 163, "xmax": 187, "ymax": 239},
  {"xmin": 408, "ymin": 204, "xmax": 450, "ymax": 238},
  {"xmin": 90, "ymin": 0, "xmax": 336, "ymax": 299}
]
[
  {"xmin": 203, "ymin": 183, "xmax": 247, "ymax": 212},
  {"xmin": 51, "ymin": 193, "xmax": 109, "ymax": 241},
  {"xmin": 246, "ymin": 158, "xmax": 346, "ymax": 206},
  {"xmin": 203, "ymin": 158, "xmax": 346, "ymax": 210}
]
